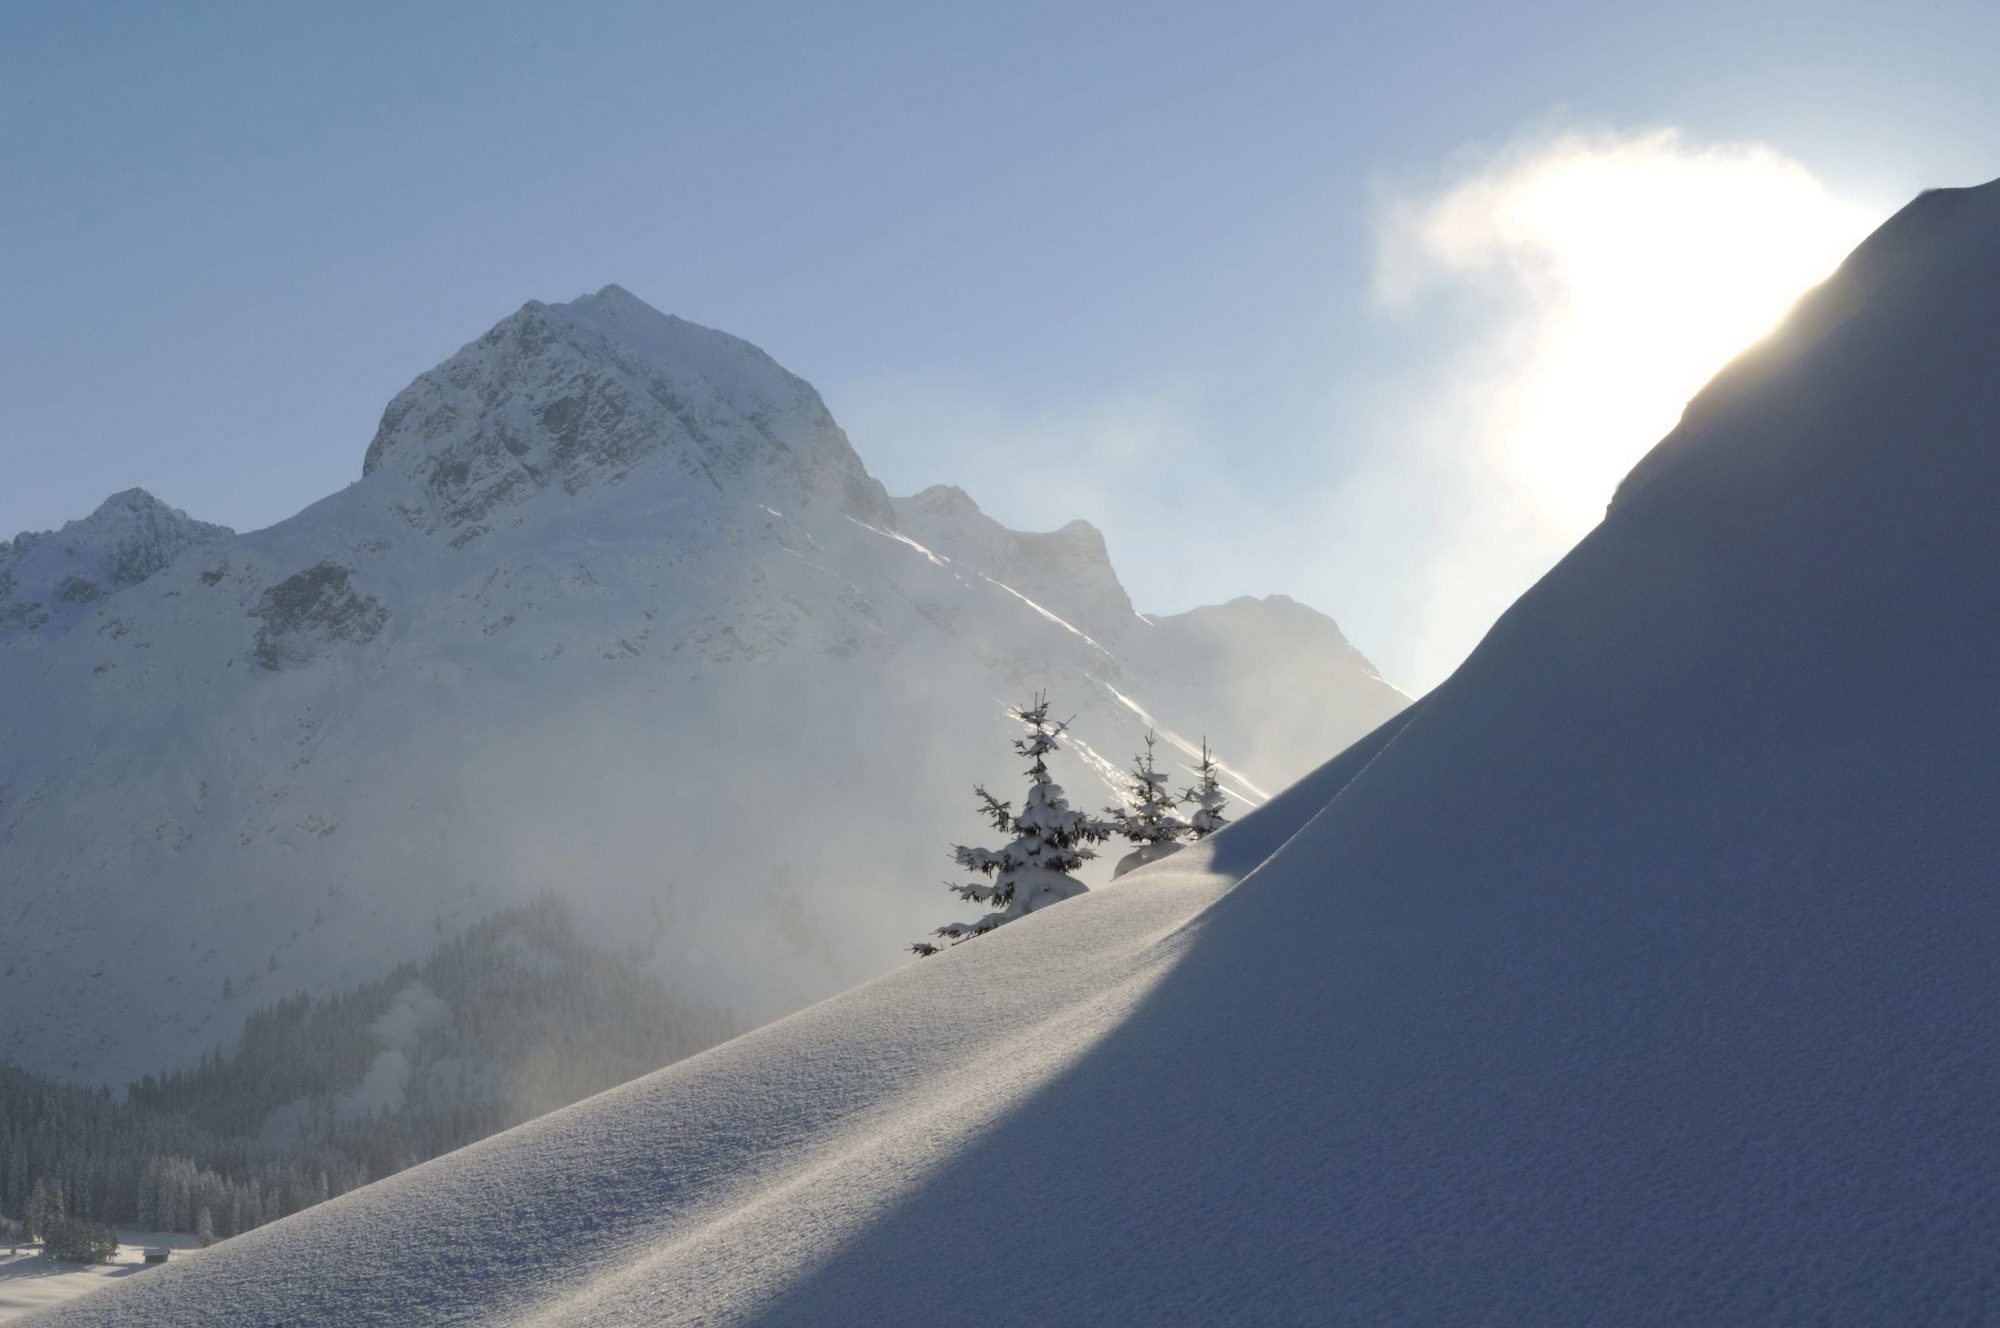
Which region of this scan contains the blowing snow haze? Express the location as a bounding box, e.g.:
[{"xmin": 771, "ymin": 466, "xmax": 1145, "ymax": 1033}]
[
  {"xmin": 7, "ymin": 7, "xmax": 2000, "ymax": 1308},
  {"xmin": 23, "ymin": 174, "xmax": 2000, "ymax": 1324},
  {"xmin": 0, "ymin": 285, "xmax": 1405, "ymax": 1089}
]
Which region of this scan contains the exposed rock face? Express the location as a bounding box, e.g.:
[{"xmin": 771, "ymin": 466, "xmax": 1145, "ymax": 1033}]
[
  {"xmin": 0, "ymin": 488, "xmax": 232, "ymax": 637},
  {"xmin": 250, "ymin": 563, "xmax": 390, "ymax": 670}
]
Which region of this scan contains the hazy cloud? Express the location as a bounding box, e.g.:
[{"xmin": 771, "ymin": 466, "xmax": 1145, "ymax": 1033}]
[
  {"xmin": 1356, "ymin": 125, "xmax": 1879, "ymax": 688},
  {"xmin": 827, "ymin": 374, "xmax": 1277, "ymax": 613},
  {"xmin": 825, "ymin": 126, "xmax": 1885, "ymax": 699}
]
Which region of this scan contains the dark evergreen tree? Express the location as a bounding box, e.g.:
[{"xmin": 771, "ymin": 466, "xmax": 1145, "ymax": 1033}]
[
  {"xmin": 26, "ymin": 1176, "xmax": 62, "ymax": 1240},
  {"xmin": 43, "ymin": 1215, "xmax": 117, "ymax": 1264},
  {"xmin": 1105, "ymin": 730, "xmax": 1192, "ymax": 877},
  {"xmin": 1184, "ymin": 738, "xmax": 1229, "ymax": 838},
  {"xmin": 916, "ymin": 694, "xmax": 1111, "ymax": 955},
  {"xmin": 0, "ymin": 901, "xmax": 738, "ymax": 1241}
]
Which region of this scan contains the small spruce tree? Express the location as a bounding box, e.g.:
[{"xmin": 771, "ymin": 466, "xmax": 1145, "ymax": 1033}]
[
  {"xmin": 915, "ymin": 694, "xmax": 1111, "ymax": 955},
  {"xmin": 1184, "ymin": 738, "xmax": 1230, "ymax": 839},
  {"xmin": 1106, "ymin": 730, "xmax": 1191, "ymax": 877},
  {"xmin": 196, "ymin": 1205, "xmax": 215, "ymax": 1248},
  {"xmin": 25, "ymin": 1178, "xmax": 63, "ymax": 1242}
]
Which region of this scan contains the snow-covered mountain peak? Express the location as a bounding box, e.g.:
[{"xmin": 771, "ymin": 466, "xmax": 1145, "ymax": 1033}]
[
  {"xmin": 892, "ymin": 484, "xmax": 1135, "ymax": 637},
  {"xmin": 359, "ymin": 286, "xmax": 893, "ymax": 539},
  {"xmin": 95, "ymin": 487, "xmax": 171, "ymax": 515},
  {"xmin": 1163, "ymin": 592, "xmax": 1368, "ymax": 647},
  {"xmin": 13, "ymin": 486, "xmax": 225, "ymax": 550},
  {"xmin": 897, "ymin": 482, "xmax": 981, "ymax": 520},
  {"xmin": 1, "ymin": 486, "xmax": 231, "ymax": 636}
]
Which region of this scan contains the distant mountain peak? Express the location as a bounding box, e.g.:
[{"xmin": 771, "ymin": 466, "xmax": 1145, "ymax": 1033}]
[
  {"xmin": 897, "ymin": 485, "xmax": 1110, "ymax": 554},
  {"xmin": 9, "ymin": 486, "xmax": 212, "ymax": 544},
  {"xmin": 892, "ymin": 486, "xmax": 1134, "ymax": 636},
  {"xmin": 2, "ymin": 487, "xmax": 231, "ymax": 635},
  {"xmin": 574, "ymin": 281, "xmax": 650, "ymax": 312},
  {"xmin": 361, "ymin": 286, "xmax": 893, "ymax": 536},
  {"xmin": 94, "ymin": 486, "xmax": 172, "ymax": 513},
  {"xmin": 904, "ymin": 482, "xmax": 980, "ymax": 513}
]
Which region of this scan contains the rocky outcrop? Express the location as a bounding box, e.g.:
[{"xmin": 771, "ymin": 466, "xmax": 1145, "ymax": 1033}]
[{"xmin": 250, "ymin": 562, "xmax": 390, "ymax": 670}]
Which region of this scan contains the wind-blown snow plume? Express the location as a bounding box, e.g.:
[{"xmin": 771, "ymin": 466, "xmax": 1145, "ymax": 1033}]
[{"xmin": 1356, "ymin": 125, "xmax": 1880, "ymax": 687}]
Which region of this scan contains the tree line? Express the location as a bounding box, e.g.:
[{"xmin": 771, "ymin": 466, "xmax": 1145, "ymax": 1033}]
[
  {"xmin": 0, "ymin": 899, "xmax": 736, "ymax": 1259},
  {"xmin": 3, "ymin": 705, "xmax": 1238, "ymax": 1261},
  {"xmin": 916, "ymin": 695, "xmax": 1230, "ymax": 954}
]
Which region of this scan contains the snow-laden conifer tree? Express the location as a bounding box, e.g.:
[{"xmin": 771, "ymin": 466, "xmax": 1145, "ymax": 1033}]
[
  {"xmin": 1106, "ymin": 730, "xmax": 1191, "ymax": 877},
  {"xmin": 26, "ymin": 1177, "xmax": 63, "ymax": 1240},
  {"xmin": 1184, "ymin": 738, "xmax": 1229, "ymax": 838},
  {"xmin": 914, "ymin": 694, "xmax": 1111, "ymax": 955}
]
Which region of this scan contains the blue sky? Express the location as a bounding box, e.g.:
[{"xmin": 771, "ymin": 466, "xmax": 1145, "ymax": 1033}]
[{"xmin": 3, "ymin": 1, "xmax": 1995, "ymax": 688}]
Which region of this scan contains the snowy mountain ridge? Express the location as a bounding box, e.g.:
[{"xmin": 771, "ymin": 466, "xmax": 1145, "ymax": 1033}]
[
  {"xmin": 890, "ymin": 484, "xmax": 1136, "ymax": 639},
  {"xmin": 0, "ymin": 489, "xmax": 231, "ymax": 637},
  {"xmin": 38, "ymin": 177, "xmax": 2000, "ymax": 1326},
  {"xmin": 0, "ymin": 288, "xmax": 1405, "ymax": 1089}
]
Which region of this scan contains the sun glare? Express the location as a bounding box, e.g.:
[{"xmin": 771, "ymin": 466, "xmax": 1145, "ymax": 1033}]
[{"xmin": 1393, "ymin": 130, "xmax": 1880, "ymax": 527}]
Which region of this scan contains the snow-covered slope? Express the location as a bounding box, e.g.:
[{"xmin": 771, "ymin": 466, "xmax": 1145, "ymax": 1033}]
[
  {"xmin": 889, "ymin": 484, "xmax": 1403, "ymax": 796},
  {"xmin": 1, "ymin": 489, "xmax": 231, "ymax": 637},
  {"xmin": 40, "ymin": 178, "xmax": 2000, "ymax": 1325},
  {"xmin": 0, "ymin": 287, "xmax": 1401, "ymax": 1087},
  {"xmin": 361, "ymin": 284, "xmax": 893, "ymax": 536}
]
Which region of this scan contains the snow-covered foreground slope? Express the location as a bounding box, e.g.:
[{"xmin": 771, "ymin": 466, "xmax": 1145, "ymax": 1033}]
[
  {"xmin": 21, "ymin": 729, "xmax": 1402, "ymax": 1328},
  {"xmin": 0, "ymin": 287, "xmax": 1403, "ymax": 1087},
  {"xmin": 42, "ymin": 177, "xmax": 2000, "ymax": 1324}
]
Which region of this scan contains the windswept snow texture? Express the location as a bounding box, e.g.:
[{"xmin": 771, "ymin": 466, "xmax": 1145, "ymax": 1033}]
[
  {"xmin": 0, "ymin": 286, "xmax": 1401, "ymax": 1087},
  {"xmin": 42, "ymin": 178, "xmax": 2000, "ymax": 1325}
]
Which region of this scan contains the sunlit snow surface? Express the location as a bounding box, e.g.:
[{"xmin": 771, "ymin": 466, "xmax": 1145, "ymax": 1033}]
[
  {"xmin": 37, "ymin": 179, "xmax": 2000, "ymax": 1323},
  {"xmin": 0, "ymin": 1231, "xmax": 202, "ymax": 1324}
]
